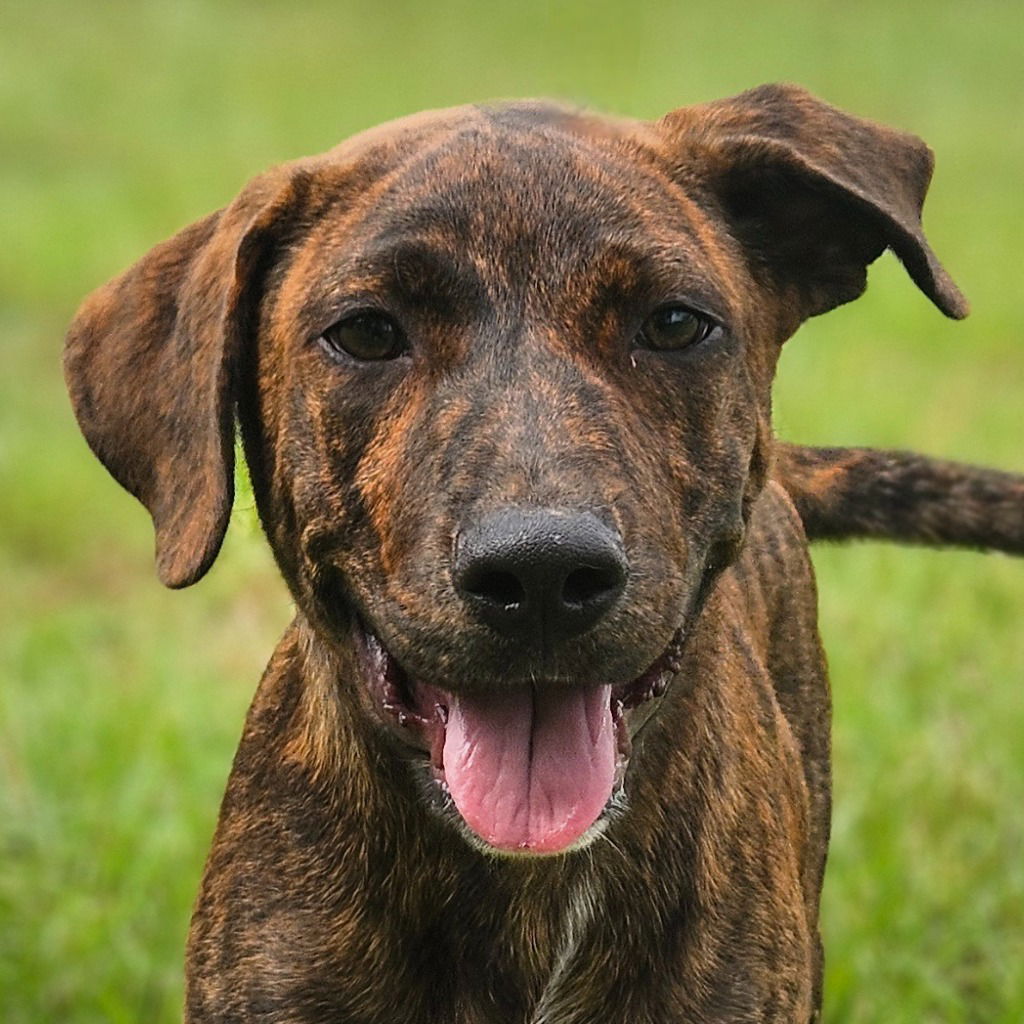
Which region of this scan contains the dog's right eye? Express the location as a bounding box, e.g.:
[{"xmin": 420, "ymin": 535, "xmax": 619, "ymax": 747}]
[{"xmin": 319, "ymin": 313, "xmax": 407, "ymax": 362}]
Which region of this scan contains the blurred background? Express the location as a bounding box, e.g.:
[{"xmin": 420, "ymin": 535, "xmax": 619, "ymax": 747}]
[{"xmin": 2, "ymin": 1, "xmax": 1021, "ymax": 1020}]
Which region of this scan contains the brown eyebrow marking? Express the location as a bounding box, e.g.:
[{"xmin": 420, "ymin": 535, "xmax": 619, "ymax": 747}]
[
  {"xmin": 289, "ymin": 247, "xmax": 490, "ymax": 350},
  {"xmin": 318, "ymin": 237, "xmax": 492, "ymax": 332}
]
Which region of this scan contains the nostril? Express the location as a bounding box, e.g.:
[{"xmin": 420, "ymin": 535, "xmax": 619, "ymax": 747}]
[
  {"xmin": 454, "ymin": 508, "xmax": 628, "ymax": 641},
  {"xmin": 562, "ymin": 565, "xmax": 623, "ymax": 609},
  {"xmin": 461, "ymin": 565, "xmax": 527, "ymax": 610}
]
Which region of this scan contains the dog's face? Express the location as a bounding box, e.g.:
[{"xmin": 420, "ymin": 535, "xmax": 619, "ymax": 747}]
[
  {"xmin": 252, "ymin": 107, "xmax": 776, "ymax": 853},
  {"xmin": 65, "ymin": 86, "xmax": 965, "ymax": 855}
]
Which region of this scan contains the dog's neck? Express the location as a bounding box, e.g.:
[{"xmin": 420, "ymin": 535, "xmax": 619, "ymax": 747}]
[
  {"xmin": 251, "ymin": 617, "xmax": 696, "ymax": 1018},
  {"xmin": 250, "ymin": 615, "xmax": 720, "ymax": 1017}
]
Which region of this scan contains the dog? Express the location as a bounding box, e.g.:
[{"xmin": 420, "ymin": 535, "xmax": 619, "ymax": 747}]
[{"xmin": 65, "ymin": 84, "xmax": 1023, "ymax": 1022}]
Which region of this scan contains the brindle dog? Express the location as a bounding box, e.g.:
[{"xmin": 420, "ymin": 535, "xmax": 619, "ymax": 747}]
[{"xmin": 65, "ymin": 85, "xmax": 1023, "ymax": 1023}]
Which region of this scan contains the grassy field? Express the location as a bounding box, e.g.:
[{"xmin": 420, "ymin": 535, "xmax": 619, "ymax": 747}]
[{"xmin": 2, "ymin": 1, "xmax": 1022, "ymax": 1020}]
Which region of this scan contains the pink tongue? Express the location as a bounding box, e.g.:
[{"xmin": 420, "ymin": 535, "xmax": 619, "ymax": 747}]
[{"xmin": 442, "ymin": 685, "xmax": 615, "ymax": 853}]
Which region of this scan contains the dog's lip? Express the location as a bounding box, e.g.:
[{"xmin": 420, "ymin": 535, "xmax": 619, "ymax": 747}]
[
  {"xmin": 355, "ymin": 621, "xmax": 685, "ymax": 853},
  {"xmin": 354, "ymin": 618, "xmax": 684, "ymax": 769}
]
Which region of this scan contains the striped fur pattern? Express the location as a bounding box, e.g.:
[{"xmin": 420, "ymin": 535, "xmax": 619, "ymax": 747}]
[
  {"xmin": 777, "ymin": 443, "xmax": 1024, "ymax": 554},
  {"xmin": 64, "ymin": 85, "xmax": 1020, "ymax": 1022}
]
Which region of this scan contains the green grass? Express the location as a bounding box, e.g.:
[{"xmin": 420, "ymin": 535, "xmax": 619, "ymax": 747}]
[{"xmin": 2, "ymin": 1, "xmax": 1022, "ymax": 1020}]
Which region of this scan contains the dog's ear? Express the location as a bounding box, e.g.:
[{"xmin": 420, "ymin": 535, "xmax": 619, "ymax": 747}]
[
  {"xmin": 659, "ymin": 83, "xmax": 968, "ymax": 321},
  {"xmin": 64, "ymin": 168, "xmax": 307, "ymax": 588}
]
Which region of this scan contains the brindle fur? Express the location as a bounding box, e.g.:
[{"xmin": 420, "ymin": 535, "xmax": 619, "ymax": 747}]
[
  {"xmin": 65, "ymin": 85, "xmax": 1022, "ymax": 1023},
  {"xmin": 777, "ymin": 443, "xmax": 1024, "ymax": 554}
]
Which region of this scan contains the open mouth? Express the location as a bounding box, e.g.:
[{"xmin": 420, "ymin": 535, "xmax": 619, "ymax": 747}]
[{"xmin": 357, "ymin": 622, "xmax": 683, "ymax": 855}]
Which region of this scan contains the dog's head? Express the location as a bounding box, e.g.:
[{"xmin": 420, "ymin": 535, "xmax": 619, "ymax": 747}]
[{"xmin": 66, "ymin": 85, "xmax": 965, "ymax": 855}]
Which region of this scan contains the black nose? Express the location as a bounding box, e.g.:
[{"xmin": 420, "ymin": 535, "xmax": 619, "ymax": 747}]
[{"xmin": 454, "ymin": 508, "xmax": 628, "ymax": 645}]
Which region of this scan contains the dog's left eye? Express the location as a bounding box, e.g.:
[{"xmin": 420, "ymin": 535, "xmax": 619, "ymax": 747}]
[
  {"xmin": 319, "ymin": 312, "xmax": 407, "ymax": 362},
  {"xmin": 636, "ymin": 306, "xmax": 717, "ymax": 352}
]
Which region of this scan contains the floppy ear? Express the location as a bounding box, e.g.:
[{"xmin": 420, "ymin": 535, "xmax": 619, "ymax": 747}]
[
  {"xmin": 659, "ymin": 83, "xmax": 968, "ymax": 321},
  {"xmin": 64, "ymin": 168, "xmax": 307, "ymax": 588}
]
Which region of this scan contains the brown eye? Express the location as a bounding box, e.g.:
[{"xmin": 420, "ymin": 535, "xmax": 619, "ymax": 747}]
[
  {"xmin": 637, "ymin": 306, "xmax": 716, "ymax": 352},
  {"xmin": 320, "ymin": 312, "xmax": 406, "ymax": 361}
]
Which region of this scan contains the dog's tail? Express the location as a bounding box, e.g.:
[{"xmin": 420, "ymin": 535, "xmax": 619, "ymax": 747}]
[{"xmin": 774, "ymin": 442, "xmax": 1024, "ymax": 555}]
